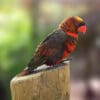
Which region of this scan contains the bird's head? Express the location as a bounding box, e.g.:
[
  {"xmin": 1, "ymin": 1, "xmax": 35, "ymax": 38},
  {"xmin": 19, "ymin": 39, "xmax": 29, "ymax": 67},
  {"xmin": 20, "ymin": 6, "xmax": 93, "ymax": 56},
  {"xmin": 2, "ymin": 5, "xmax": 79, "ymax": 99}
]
[{"xmin": 59, "ymin": 16, "xmax": 87, "ymax": 35}]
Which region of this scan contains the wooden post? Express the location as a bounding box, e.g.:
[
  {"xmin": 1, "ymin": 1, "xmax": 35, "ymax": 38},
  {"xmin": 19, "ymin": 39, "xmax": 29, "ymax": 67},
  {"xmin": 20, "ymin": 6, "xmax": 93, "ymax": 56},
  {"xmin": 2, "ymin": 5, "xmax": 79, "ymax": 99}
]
[{"xmin": 10, "ymin": 61, "xmax": 70, "ymax": 100}]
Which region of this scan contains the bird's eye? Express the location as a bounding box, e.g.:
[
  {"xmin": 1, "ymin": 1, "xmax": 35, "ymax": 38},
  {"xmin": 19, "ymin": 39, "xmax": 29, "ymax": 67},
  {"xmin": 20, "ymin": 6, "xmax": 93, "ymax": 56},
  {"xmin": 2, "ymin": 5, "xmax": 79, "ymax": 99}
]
[
  {"xmin": 71, "ymin": 18, "xmax": 79, "ymax": 28},
  {"xmin": 78, "ymin": 22, "xmax": 85, "ymax": 26},
  {"xmin": 71, "ymin": 18, "xmax": 85, "ymax": 28}
]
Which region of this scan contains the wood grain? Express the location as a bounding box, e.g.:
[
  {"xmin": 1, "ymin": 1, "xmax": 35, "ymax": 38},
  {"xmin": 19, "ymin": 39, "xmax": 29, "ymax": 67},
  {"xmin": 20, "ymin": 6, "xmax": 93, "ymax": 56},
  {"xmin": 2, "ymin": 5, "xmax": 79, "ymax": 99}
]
[{"xmin": 10, "ymin": 61, "xmax": 70, "ymax": 100}]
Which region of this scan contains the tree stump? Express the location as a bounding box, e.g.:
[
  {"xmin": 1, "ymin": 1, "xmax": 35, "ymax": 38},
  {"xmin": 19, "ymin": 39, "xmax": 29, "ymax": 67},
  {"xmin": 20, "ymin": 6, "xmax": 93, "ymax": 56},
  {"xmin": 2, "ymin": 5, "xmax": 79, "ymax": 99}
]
[{"xmin": 10, "ymin": 61, "xmax": 70, "ymax": 100}]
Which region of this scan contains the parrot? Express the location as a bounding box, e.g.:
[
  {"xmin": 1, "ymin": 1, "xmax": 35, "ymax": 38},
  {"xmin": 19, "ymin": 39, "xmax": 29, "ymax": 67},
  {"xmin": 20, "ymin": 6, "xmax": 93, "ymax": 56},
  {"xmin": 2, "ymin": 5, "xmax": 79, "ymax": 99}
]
[{"xmin": 19, "ymin": 16, "xmax": 87, "ymax": 76}]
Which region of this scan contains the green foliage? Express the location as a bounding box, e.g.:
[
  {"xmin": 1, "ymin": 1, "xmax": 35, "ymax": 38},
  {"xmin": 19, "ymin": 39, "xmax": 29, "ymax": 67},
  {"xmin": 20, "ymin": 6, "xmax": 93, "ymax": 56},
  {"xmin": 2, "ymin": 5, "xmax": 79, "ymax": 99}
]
[
  {"xmin": 0, "ymin": 9, "xmax": 31, "ymax": 73},
  {"xmin": 0, "ymin": 8, "xmax": 35, "ymax": 100}
]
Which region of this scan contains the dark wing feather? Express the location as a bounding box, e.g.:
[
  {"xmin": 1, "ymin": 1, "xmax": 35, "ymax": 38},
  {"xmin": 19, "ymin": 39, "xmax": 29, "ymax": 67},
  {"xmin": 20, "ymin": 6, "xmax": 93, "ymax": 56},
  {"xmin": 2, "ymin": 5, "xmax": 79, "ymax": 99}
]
[
  {"xmin": 28, "ymin": 29, "xmax": 67, "ymax": 68},
  {"xmin": 35, "ymin": 29, "xmax": 67, "ymax": 57}
]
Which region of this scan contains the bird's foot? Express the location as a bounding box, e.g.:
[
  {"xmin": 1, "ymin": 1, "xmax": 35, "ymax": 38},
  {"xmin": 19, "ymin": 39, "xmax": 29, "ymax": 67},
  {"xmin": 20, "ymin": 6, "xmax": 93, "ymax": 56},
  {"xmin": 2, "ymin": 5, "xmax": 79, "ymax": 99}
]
[
  {"xmin": 62, "ymin": 57, "xmax": 72, "ymax": 62},
  {"xmin": 52, "ymin": 62, "xmax": 65, "ymax": 68}
]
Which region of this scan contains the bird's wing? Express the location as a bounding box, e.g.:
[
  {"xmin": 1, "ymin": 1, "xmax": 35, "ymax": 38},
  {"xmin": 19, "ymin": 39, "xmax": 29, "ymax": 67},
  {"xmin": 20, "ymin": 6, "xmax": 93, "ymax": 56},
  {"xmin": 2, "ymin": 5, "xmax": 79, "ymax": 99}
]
[
  {"xmin": 28, "ymin": 29, "xmax": 67, "ymax": 68},
  {"xmin": 34, "ymin": 29, "xmax": 67, "ymax": 57}
]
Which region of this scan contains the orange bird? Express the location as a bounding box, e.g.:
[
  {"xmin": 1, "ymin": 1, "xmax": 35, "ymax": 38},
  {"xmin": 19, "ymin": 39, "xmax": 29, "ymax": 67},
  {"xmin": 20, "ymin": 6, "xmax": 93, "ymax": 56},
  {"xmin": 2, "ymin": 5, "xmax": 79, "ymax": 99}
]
[{"xmin": 20, "ymin": 16, "xmax": 87, "ymax": 75}]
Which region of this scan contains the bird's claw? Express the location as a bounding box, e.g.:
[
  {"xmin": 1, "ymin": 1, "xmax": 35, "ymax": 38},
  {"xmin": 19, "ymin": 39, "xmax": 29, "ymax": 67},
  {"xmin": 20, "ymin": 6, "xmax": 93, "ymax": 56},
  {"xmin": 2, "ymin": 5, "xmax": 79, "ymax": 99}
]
[{"xmin": 62, "ymin": 57, "xmax": 72, "ymax": 62}]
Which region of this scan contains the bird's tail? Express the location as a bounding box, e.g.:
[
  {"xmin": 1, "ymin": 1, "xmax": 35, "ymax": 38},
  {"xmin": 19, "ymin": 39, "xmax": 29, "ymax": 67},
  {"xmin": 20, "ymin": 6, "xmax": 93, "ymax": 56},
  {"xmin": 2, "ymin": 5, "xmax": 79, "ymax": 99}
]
[
  {"xmin": 18, "ymin": 57, "xmax": 38, "ymax": 76},
  {"xmin": 17, "ymin": 67, "xmax": 33, "ymax": 76},
  {"xmin": 17, "ymin": 57, "xmax": 46, "ymax": 76}
]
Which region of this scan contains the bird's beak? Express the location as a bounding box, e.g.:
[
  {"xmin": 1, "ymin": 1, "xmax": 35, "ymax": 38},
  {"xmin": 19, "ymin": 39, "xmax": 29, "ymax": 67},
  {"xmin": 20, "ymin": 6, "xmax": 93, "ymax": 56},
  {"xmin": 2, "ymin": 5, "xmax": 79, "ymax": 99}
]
[{"xmin": 77, "ymin": 25, "xmax": 87, "ymax": 34}]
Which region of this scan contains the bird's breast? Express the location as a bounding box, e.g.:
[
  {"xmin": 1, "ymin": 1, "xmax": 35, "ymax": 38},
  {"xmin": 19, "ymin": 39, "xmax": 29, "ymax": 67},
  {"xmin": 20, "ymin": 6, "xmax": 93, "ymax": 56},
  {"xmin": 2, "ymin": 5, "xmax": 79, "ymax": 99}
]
[
  {"xmin": 67, "ymin": 43, "xmax": 76, "ymax": 52},
  {"xmin": 62, "ymin": 43, "xmax": 76, "ymax": 59}
]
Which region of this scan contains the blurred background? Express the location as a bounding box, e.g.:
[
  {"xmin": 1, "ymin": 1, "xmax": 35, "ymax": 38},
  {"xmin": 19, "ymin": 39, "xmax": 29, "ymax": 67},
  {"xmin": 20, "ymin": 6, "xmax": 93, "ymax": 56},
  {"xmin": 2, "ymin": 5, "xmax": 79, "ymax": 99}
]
[{"xmin": 0, "ymin": 0, "xmax": 100, "ymax": 100}]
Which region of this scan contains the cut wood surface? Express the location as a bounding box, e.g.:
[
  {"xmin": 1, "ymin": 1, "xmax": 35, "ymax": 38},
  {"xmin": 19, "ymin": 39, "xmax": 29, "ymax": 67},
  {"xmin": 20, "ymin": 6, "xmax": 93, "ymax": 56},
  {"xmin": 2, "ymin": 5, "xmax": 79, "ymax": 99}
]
[{"xmin": 10, "ymin": 61, "xmax": 70, "ymax": 100}]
